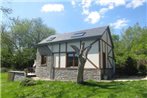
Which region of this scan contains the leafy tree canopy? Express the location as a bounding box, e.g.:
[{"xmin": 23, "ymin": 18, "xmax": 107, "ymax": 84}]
[{"xmin": 1, "ymin": 18, "xmax": 56, "ymax": 70}]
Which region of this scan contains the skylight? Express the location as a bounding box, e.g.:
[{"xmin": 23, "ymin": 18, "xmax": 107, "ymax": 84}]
[
  {"xmin": 71, "ymin": 32, "xmax": 86, "ymax": 38},
  {"xmin": 47, "ymin": 37, "xmax": 56, "ymax": 41}
]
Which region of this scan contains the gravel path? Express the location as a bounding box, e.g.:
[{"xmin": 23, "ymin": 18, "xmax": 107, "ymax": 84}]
[{"xmin": 32, "ymin": 76, "xmax": 147, "ymax": 82}]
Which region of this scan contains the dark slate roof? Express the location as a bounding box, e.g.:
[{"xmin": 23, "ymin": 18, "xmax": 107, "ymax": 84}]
[{"xmin": 38, "ymin": 26, "xmax": 108, "ymax": 45}]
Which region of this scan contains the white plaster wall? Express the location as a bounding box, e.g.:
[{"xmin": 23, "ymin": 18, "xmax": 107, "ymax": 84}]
[
  {"xmin": 60, "ymin": 53, "xmax": 66, "ymax": 68},
  {"xmin": 48, "ymin": 45, "xmax": 53, "ymax": 52},
  {"xmin": 67, "ymin": 41, "xmax": 80, "ymax": 52},
  {"xmin": 60, "ymin": 43, "xmax": 66, "ymax": 52},
  {"xmin": 82, "ymin": 40, "xmax": 99, "ymax": 68},
  {"xmin": 107, "ymin": 31, "xmax": 112, "ymax": 46},
  {"xmin": 101, "ymin": 31, "xmax": 112, "ymax": 46},
  {"xmin": 107, "ymin": 46, "xmax": 111, "ymax": 55},
  {"xmin": 109, "ymin": 50, "xmax": 113, "ymax": 57},
  {"xmin": 108, "ymin": 57, "xmax": 113, "ymax": 68},
  {"xmin": 101, "ymin": 31, "xmax": 107, "ymax": 42},
  {"xmin": 52, "ymin": 44, "xmax": 59, "ymax": 52},
  {"xmin": 54, "ymin": 53, "xmax": 59, "ymax": 68}
]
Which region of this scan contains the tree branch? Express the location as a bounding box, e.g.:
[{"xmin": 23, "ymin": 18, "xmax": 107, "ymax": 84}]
[{"xmin": 71, "ymin": 45, "xmax": 80, "ymax": 55}]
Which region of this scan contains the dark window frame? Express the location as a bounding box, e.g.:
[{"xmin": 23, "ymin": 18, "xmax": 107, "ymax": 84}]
[
  {"xmin": 41, "ymin": 55, "xmax": 47, "ymax": 66},
  {"xmin": 66, "ymin": 52, "xmax": 78, "ymax": 68}
]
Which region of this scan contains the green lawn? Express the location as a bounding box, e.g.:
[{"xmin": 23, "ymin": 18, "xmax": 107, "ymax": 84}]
[{"xmin": 1, "ymin": 72, "xmax": 147, "ymax": 98}]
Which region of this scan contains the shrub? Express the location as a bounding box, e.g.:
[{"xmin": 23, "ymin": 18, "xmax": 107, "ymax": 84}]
[
  {"xmin": 124, "ymin": 57, "xmax": 138, "ymax": 75},
  {"xmin": 20, "ymin": 78, "xmax": 36, "ymax": 86},
  {"xmin": 138, "ymin": 64, "xmax": 147, "ymax": 76}
]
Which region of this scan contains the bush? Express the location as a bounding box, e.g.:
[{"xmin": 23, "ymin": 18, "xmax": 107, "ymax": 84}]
[
  {"xmin": 138, "ymin": 64, "xmax": 147, "ymax": 75},
  {"xmin": 124, "ymin": 57, "xmax": 138, "ymax": 75},
  {"xmin": 20, "ymin": 78, "xmax": 36, "ymax": 86}
]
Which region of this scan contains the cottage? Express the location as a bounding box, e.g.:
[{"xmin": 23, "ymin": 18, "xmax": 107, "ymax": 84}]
[{"xmin": 35, "ymin": 26, "xmax": 115, "ymax": 81}]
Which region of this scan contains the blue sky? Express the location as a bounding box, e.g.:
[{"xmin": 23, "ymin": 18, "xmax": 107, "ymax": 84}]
[{"xmin": 1, "ymin": 0, "xmax": 147, "ymax": 34}]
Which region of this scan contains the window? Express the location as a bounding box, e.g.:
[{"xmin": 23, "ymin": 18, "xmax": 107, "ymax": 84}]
[
  {"xmin": 41, "ymin": 55, "xmax": 47, "ymax": 65},
  {"xmin": 47, "ymin": 37, "xmax": 56, "ymax": 41},
  {"xmin": 71, "ymin": 32, "xmax": 86, "ymax": 38},
  {"xmin": 66, "ymin": 52, "xmax": 78, "ymax": 67}
]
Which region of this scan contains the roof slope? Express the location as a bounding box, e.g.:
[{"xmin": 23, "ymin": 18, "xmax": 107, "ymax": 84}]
[{"xmin": 38, "ymin": 26, "xmax": 108, "ymax": 45}]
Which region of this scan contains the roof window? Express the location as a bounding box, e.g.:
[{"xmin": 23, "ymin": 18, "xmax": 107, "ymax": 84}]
[
  {"xmin": 71, "ymin": 32, "xmax": 86, "ymax": 38},
  {"xmin": 47, "ymin": 37, "xmax": 56, "ymax": 41}
]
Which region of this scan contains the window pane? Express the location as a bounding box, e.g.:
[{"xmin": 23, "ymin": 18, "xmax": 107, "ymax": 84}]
[
  {"xmin": 68, "ymin": 54, "xmax": 74, "ymax": 57},
  {"xmin": 67, "ymin": 53, "xmax": 78, "ymax": 67},
  {"xmin": 41, "ymin": 55, "xmax": 47, "ymax": 65}
]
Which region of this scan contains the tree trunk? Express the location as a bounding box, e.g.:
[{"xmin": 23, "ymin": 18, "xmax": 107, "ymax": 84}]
[
  {"xmin": 71, "ymin": 43, "xmax": 91, "ymax": 84},
  {"xmin": 77, "ymin": 57, "xmax": 86, "ymax": 84}
]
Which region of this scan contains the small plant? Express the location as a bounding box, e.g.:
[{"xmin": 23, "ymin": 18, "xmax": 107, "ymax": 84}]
[{"xmin": 20, "ymin": 78, "xmax": 36, "ymax": 86}]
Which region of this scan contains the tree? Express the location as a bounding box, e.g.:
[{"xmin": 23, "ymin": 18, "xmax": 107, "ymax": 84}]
[
  {"xmin": 10, "ymin": 18, "xmax": 55, "ymax": 49},
  {"xmin": 1, "ymin": 18, "xmax": 56, "ymax": 70},
  {"xmin": 112, "ymin": 24, "xmax": 147, "ymax": 75},
  {"xmin": 121, "ymin": 24, "xmax": 147, "ymax": 67},
  {"xmin": 0, "ymin": 6, "xmax": 12, "ymax": 15},
  {"xmin": 71, "ymin": 43, "xmax": 92, "ymax": 84},
  {"xmin": 124, "ymin": 57, "xmax": 138, "ymax": 75}
]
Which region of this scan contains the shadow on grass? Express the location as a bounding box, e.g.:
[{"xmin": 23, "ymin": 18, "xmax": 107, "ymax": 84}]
[{"xmin": 81, "ymin": 81, "xmax": 124, "ymax": 89}]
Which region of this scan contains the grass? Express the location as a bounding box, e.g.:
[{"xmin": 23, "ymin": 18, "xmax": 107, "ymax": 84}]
[{"xmin": 1, "ymin": 72, "xmax": 147, "ymax": 98}]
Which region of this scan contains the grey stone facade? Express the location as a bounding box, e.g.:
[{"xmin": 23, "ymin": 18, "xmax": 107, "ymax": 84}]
[
  {"xmin": 35, "ymin": 50, "xmax": 113, "ymax": 81},
  {"xmin": 14, "ymin": 72, "xmax": 25, "ymax": 81},
  {"xmin": 54, "ymin": 68, "xmax": 101, "ymax": 81},
  {"xmin": 35, "ymin": 50, "xmax": 52, "ymax": 78},
  {"xmin": 8, "ymin": 71, "xmax": 25, "ymax": 81}
]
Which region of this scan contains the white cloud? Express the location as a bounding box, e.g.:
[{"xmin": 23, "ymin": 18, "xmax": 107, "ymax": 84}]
[
  {"xmin": 81, "ymin": 0, "xmax": 92, "ymax": 15},
  {"xmin": 110, "ymin": 18, "xmax": 128, "ymax": 29},
  {"xmin": 82, "ymin": 8, "xmax": 90, "ymax": 15},
  {"xmin": 84, "ymin": 11, "xmax": 101, "ymax": 24},
  {"xmin": 98, "ymin": 4, "xmax": 114, "ymax": 16},
  {"xmin": 71, "ymin": 0, "xmax": 76, "ymax": 6},
  {"xmin": 95, "ymin": 0, "xmax": 125, "ymax": 21},
  {"xmin": 96, "ymin": 0, "xmax": 126, "ymax": 7},
  {"xmin": 82, "ymin": 0, "xmax": 93, "ymax": 8},
  {"xmin": 99, "ymin": 8, "xmax": 108, "ymax": 14},
  {"xmin": 41, "ymin": 4, "xmax": 64, "ymax": 12},
  {"xmin": 126, "ymin": 0, "xmax": 145, "ymax": 9}
]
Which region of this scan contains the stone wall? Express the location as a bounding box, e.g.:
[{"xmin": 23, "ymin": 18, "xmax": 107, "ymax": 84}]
[
  {"xmin": 35, "ymin": 66, "xmax": 51, "ymax": 78},
  {"xmin": 8, "ymin": 71, "xmax": 25, "ymax": 81},
  {"xmin": 35, "ymin": 50, "xmax": 52, "ymax": 79},
  {"xmin": 14, "ymin": 72, "xmax": 25, "ymax": 81},
  {"xmin": 54, "ymin": 68, "xmax": 101, "ymax": 81}
]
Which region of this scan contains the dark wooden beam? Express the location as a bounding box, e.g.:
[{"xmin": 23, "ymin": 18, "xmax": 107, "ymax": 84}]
[
  {"xmin": 86, "ymin": 58, "xmax": 99, "ymax": 69},
  {"xmin": 65, "ymin": 42, "xmax": 67, "ymax": 67},
  {"xmin": 80, "ymin": 40, "xmax": 82, "ymax": 48},
  {"xmin": 108, "ymin": 58, "xmax": 113, "ymax": 68},
  {"xmin": 101, "ymin": 39, "xmax": 112, "ymax": 48},
  {"xmin": 73, "ymin": 53, "xmax": 75, "ymax": 66},
  {"xmin": 58, "ymin": 43, "xmax": 61, "ymax": 68},
  {"xmin": 108, "ymin": 56, "xmax": 113, "ymax": 59},
  {"xmin": 99, "ymin": 40, "xmax": 101, "ymax": 69}
]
